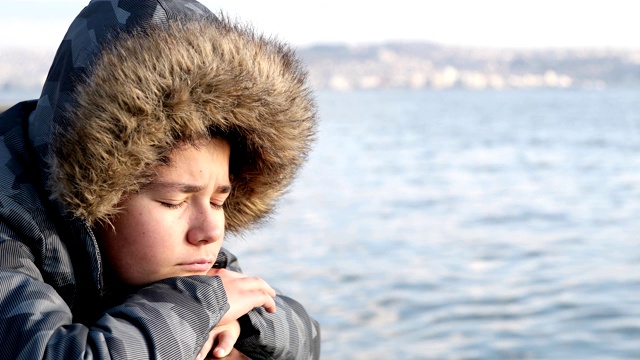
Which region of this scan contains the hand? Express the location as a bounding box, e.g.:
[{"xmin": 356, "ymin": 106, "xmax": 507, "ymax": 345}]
[
  {"xmin": 196, "ymin": 320, "xmax": 240, "ymax": 359},
  {"xmin": 206, "ymin": 268, "xmax": 276, "ymax": 326}
]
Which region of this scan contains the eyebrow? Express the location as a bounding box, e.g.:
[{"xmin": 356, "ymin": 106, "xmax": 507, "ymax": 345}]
[{"xmin": 148, "ymin": 182, "xmax": 232, "ymax": 194}]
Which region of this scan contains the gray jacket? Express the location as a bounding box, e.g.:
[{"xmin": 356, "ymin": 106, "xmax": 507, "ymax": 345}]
[{"xmin": 0, "ymin": 0, "xmax": 320, "ymax": 358}]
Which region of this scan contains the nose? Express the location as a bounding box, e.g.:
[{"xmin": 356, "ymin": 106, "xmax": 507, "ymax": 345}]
[{"xmin": 186, "ymin": 205, "xmax": 224, "ymax": 245}]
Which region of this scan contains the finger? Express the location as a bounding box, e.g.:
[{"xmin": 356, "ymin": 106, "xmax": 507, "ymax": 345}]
[
  {"xmin": 207, "ymin": 268, "xmax": 245, "ymax": 278},
  {"xmin": 197, "ymin": 331, "xmax": 216, "ymax": 360},
  {"xmin": 210, "ymin": 270, "xmax": 276, "ymax": 298},
  {"xmin": 206, "ymin": 268, "xmax": 219, "ymax": 277},
  {"xmin": 212, "ymin": 331, "xmax": 236, "ymax": 358},
  {"xmin": 260, "ymin": 279, "xmax": 276, "ymax": 298},
  {"xmin": 241, "ymin": 276, "xmax": 276, "ymax": 298},
  {"xmin": 261, "ymin": 292, "xmax": 277, "ymax": 313}
]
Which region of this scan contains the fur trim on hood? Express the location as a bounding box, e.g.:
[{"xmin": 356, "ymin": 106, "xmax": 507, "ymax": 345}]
[{"xmin": 48, "ymin": 16, "xmax": 316, "ymax": 232}]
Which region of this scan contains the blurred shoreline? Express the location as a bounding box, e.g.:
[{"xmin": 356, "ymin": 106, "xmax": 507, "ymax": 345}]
[
  {"xmin": 2, "ymin": 42, "xmax": 640, "ymax": 99},
  {"xmin": 300, "ymin": 42, "xmax": 640, "ymax": 90},
  {"xmin": 3, "ymin": 42, "xmax": 639, "ymax": 109}
]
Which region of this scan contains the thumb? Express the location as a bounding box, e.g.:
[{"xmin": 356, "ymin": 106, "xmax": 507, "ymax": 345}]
[
  {"xmin": 212, "ymin": 331, "xmax": 236, "ymax": 358},
  {"xmin": 196, "ymin": 330, "xmax": 216, "ymax": 360}
]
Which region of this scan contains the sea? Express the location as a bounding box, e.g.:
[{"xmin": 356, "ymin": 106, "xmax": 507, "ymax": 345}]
[
  {"xmin": 3, "ymin": 88, "xmax": 640, "ymax": 359},
  {"xmin": 226, "ymin": 88, "xmax": 640, "ymax": 359}
]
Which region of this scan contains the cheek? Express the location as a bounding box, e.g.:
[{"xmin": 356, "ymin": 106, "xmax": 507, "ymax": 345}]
[
  {"xmin": 101, "ymin": 212, "xmax": 160, "ymax": 261},
  {"xmin": 116, "ymin": 216, "xmax": 167, "ymax": 254},
  {"xmin": 100, "ymin": 219, "xmax": 168, "ymax": 284}
]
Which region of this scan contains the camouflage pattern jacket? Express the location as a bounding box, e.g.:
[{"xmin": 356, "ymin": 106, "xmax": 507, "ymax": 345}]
[{"xmin": 0, "ymin": 1, "xmax": 320, "ymax": 359}]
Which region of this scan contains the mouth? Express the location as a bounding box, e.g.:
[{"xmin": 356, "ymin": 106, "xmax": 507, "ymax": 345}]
[{"xmin": 178, "ymin": 259, "xmax": 214, "ymax": 273}]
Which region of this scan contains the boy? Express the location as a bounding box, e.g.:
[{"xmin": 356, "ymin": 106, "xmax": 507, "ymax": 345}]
[{"xmin": 0, "ymin": 0, "xmax": 320, "ymax": 359}]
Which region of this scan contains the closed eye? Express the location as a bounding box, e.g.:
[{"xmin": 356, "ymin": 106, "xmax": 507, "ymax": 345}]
[
  {"xmin": 211, "ymin": 202, "xmax": 224, "ymax": 210},
  {"xmin": 160, "ymin": 201, "xmax": 185, "ymax": 209}
]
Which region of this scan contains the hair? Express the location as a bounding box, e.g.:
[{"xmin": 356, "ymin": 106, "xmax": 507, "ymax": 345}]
[{"xmin": 48, "ymin": 16, "xmax": 317, "ymax": 233}]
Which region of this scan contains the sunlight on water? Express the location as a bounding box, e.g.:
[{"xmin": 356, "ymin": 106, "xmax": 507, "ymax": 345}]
[{"xmin": 227, "ymin": 88, "xmax": 640, "ymax": 359}]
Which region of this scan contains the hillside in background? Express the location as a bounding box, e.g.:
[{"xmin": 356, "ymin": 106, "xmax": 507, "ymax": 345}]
[
  {"xmin": 2, "ymin": 42, "xmax": 640, "ymax": 100},
  {"xmin": 298, "ymin": 42, "xmax": 640, "ymax": 90}
]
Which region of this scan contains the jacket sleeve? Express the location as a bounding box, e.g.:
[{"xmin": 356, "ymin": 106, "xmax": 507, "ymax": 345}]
[
  {"xmin": 217, "ymin": 248, "xmax": 321, "ymax": 360},
  {"xmin": 0, "ymin": 228, "xmax": 229, "ymax": 359}
]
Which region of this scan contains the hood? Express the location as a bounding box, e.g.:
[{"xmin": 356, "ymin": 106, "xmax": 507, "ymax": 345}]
[{"xmin": 30, "ymin": 0, "xmax": 316, "ymax": 233}]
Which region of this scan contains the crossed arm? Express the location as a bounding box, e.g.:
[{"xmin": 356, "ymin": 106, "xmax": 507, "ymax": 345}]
[
  {"xmin": 0, "ymin": 236, "xmax": 318, "ymax": 359},
  {"xmin": 199, "ymin": 248, "xmax": 321, "ymax": 359}
]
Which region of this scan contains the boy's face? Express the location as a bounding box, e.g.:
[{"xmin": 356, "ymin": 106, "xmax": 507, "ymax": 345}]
[{"xmin": 98, "ymin": 139, "xmax": 231, "ymax": 286}]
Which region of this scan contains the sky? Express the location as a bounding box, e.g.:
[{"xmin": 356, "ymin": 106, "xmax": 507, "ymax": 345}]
[{"xmin": 1, "ymin": 0, "xmax": 639, "ymax": 50}]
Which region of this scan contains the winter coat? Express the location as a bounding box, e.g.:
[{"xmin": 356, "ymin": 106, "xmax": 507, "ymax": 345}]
[{"xmin": 0, "ymin": 0, "xmax": 320, "ymax": 359}]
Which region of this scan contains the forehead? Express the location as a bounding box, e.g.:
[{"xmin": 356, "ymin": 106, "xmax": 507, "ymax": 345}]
[
  {"xmin": 167, "ymin": 138, "xmax": 229, "ymax": 162},
  {"xmin": 154, "ymin": 139, "xmax": 231, "ymax": 180}
]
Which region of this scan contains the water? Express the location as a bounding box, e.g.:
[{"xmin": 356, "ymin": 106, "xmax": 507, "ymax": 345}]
[
  {"xmin": 2, "ymin": 86, "xmax": 635, "ymax": 358},
  {"xmin": 223, "ymin": 88, "xmax": 640, "ymax": 358},
  {"xmin": 225, "ymin": 88, "xmax": 640, "ymax": 359},
  {"xmin": 4, "ymin": 87, "xmax": 635, "ymax": 358}
]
